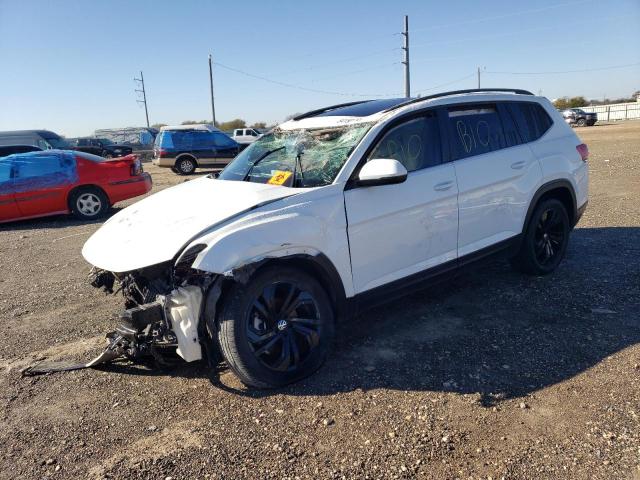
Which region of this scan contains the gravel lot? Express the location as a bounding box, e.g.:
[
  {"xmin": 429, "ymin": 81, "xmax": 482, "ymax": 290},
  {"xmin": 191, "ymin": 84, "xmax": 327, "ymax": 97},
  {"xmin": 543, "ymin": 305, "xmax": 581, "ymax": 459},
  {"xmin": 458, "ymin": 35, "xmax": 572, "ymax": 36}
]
[{"xmin": 1, "ymin": 122, "xmax": 639, "ymax": 480}]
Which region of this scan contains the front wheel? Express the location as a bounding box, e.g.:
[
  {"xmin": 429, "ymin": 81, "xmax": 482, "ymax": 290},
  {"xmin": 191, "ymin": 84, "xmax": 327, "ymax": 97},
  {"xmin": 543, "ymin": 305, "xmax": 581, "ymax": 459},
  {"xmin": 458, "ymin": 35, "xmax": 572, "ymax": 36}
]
[
  {"xmin": 576, "ymin": 118, "xmax": 587, "ymax": 127},
  {"xmin": 511, "ymin": 198, "xmax": 570, "ymax": 275},
  {"xmin": 216, "ymin": 266, "xmax": 335, "ymax": 388}
]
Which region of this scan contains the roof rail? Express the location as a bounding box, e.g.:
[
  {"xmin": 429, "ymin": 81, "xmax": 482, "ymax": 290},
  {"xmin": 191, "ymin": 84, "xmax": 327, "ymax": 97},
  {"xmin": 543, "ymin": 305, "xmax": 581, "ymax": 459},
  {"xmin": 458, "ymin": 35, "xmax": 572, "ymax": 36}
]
[
  {"xmin": 292, "ymin": 100, "xmax": 372, "ymax": 121},
  {"xmin": 382, "ymin": 88, "xmax": 534, "ymax": 113}
]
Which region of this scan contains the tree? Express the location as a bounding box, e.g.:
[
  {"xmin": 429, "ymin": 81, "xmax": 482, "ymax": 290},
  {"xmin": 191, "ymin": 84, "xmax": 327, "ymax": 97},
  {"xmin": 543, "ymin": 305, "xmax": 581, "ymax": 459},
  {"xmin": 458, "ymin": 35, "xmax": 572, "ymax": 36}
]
[
  {"xmin": 216, "ymin": 119, "xmax": 246, "ymax": 131},
  {"xmin": 553, "ymin": 96, "xmax": 587, "ymax": 109},
  {"xmin": 181, "ymin": 120, "xmax": 210, "ymax": 125},
  {"xmin": 251, "ymin": 122, "xmax": 267, "ymax": 129},
  {"xmin": 568, "ymin": 96, "xmax": 587, "ymax": 108},
  {"xmin": 151, "ymin": 123, "xmax": 167, "ymax": 129}
]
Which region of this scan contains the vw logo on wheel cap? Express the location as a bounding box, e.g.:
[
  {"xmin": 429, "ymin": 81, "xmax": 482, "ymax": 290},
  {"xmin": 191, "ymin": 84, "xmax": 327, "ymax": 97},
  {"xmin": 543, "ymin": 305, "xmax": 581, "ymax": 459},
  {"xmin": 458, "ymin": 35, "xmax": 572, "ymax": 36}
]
[{"xmin": 277, "ymin": 319, "xmax": 288, "ymax": 331}]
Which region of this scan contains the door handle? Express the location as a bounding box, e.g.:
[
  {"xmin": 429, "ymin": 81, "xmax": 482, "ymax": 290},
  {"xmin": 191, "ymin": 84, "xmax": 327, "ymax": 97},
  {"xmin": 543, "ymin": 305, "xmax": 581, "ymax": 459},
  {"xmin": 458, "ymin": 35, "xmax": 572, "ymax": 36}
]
[
  {"xmin": 511, "ymin": 160, "xmax": 526, "ymax": 170},
  {"xmin": 434, "ymin": 180, "xmax": 454, "ymax": 191}
]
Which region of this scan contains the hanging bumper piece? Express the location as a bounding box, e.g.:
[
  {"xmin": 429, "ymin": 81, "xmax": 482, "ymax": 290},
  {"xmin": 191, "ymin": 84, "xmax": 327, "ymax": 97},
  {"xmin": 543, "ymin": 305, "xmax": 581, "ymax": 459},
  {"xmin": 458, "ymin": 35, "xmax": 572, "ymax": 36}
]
[{"xmin": 22, "ymin": 301, "xmax": 180, "ymax": 376}]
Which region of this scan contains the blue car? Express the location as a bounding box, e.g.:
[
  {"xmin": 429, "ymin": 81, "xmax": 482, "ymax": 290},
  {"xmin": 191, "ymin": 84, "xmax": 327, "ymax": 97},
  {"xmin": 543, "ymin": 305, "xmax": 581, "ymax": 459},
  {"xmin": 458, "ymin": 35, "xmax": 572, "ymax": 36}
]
[{"xmin": 152, "ymin": 124, "xmax": 240, "ymax": 175}]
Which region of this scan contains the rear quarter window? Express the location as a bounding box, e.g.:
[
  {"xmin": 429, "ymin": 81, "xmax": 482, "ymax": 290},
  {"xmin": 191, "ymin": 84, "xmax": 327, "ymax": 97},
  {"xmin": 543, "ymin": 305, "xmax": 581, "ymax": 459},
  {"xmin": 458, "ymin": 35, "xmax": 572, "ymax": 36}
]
[{"xmin": 507, "ymin": 102, "xmax": 553, "ymax": 143}]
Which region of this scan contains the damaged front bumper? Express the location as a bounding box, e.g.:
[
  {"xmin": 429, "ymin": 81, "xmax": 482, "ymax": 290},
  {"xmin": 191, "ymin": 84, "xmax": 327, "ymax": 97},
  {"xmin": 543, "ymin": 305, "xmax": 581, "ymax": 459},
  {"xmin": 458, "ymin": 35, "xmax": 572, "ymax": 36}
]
[{"xmin": 25, "ymin": 266, "xmax": 211, "ymax": 376}]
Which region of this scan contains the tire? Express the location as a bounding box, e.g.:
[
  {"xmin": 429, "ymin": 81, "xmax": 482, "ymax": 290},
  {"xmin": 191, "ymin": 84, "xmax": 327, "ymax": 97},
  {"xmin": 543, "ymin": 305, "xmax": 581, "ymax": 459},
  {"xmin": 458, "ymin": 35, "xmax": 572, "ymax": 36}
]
[
  {"xmin": 70, "ymin": 187, "xmax": 109, "ymax": 220},
  {"xmin": 102, "ymin": 151, "xmax": 113, "ymax": 159},
  {"xmin": 510, "ymin": 198, "xmax": 570, "ymax": 275},
  {"xmin": 216, "ymin": 266, "xmax": 335, "ymax": 388},
  {"xmin": 576, "ymin": 118, "xmax": 586, "ymax": 127},
  {"xmin": 175, "ymin": 156, "xmax": 196, "ymax": 175}
]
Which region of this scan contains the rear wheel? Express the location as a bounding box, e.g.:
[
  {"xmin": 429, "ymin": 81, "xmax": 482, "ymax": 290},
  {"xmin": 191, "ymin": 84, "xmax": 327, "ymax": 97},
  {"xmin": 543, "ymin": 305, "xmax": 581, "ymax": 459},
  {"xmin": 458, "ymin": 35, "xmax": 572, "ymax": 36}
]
[
  {"xmin": 576, "ymin": 118, "xmax": 586, "ymax": 127},
  {"xmin": 70, "ymin": 187, "xmax": 109, "ymax": 220},
  {"xmin": 216, "ymin": 266, "xmax": 335, "ymax": 388},
  {"xmin": 175, "ymin": 157, "xmax": 196, "ymax": 175},
  {"xmin": 511, "ymin": 198, "xmax": 570, "ymax": 275}
]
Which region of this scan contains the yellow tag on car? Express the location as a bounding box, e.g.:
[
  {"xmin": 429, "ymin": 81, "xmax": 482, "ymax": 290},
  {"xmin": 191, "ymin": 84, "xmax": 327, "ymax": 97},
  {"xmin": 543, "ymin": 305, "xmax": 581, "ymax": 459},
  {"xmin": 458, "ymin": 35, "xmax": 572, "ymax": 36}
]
[{"xmin": 267, "ymin": 170, "xmax": 292, "ymax": 185}]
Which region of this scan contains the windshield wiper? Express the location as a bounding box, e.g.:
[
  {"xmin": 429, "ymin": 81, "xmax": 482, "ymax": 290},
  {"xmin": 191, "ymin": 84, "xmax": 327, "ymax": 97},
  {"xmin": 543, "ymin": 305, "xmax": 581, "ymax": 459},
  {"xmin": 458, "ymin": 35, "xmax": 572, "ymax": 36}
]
[{"xmin": 243, "ymin": 146, "xmax": 285, "ymax": 181}]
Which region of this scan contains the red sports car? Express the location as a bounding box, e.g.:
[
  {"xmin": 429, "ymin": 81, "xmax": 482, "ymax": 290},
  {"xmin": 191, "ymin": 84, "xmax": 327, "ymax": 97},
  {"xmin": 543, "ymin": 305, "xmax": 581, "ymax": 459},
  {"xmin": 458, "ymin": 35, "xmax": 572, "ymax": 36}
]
[{"xmin": 0, "ymin": 150, "xmax": 152, "ymax": 223}]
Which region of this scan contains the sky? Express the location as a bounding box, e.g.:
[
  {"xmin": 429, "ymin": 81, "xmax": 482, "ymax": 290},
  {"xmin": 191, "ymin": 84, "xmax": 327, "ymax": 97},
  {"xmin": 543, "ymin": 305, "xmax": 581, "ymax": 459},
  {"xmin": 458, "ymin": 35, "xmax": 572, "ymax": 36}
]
[{"xmin": 0, "ymin": 0, "xmax": 638, "ymax": 137}]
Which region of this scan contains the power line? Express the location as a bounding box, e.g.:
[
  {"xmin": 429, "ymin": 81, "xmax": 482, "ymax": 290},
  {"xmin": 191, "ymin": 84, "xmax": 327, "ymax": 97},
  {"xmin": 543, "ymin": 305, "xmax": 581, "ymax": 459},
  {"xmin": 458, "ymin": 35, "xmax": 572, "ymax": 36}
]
[
  {"xmin": 214, "ymin": 60, "xmax": 477, "ymax": 98},
  {"xmin": 408, "ymin": 0, "xmax": 596, "ymax": 33},
  {"xmin": 413, "ymin": 73, "xmax": 476, "ymax": 94},
  {"xmin": 486, "ymin": 62, "xmax": 640, "ymax": 75}
]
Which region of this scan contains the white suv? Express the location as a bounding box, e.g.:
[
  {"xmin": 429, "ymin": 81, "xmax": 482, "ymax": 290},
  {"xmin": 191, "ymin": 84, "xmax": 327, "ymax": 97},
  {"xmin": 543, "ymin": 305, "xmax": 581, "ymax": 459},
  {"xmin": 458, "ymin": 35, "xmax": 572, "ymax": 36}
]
[{"xmin": 83, "ymin": 88, "xmax": 589, "ymax": 388}]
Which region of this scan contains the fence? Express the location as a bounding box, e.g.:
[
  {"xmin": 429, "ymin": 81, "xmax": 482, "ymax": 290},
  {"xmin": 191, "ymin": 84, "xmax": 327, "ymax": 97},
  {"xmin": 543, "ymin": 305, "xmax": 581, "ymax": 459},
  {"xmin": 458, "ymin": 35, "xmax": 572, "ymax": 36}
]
[{"xmin": 582, "ymin": 102, "xmax": 640, "ymax": 122}]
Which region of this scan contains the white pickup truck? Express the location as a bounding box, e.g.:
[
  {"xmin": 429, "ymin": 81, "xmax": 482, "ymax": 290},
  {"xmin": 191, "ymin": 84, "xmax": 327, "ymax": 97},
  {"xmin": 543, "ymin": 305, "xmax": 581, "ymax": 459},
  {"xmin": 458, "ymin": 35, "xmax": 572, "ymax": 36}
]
[{"xmin": 232, "ymin": 128, "xmax": 262, "ymax": 145}]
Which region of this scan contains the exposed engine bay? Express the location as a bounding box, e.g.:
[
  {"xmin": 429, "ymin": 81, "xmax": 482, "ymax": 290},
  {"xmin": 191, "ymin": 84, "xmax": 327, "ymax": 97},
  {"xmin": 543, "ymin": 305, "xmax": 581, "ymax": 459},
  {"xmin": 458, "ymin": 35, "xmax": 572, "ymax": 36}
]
[{"xmin": 24, "ymin": 260, "xmax": 219, "ymax": 375}]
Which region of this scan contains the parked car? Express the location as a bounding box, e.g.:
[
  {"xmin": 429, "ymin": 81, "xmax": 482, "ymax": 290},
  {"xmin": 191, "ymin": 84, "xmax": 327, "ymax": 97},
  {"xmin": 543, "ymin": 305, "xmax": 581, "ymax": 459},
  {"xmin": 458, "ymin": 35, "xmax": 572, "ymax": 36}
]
[
  {"xmin": 83, "ymin": 88, "xmax": 589, "ymax": 388},
  {"xmin": 0, "ymin": 150, "xmax": 151, "ymax": 223},
  {"xmin": 561, "ymin": 108, "xmax": 597, "ymax": 127},
  {"xmin": 0, "ymin": 129, "xmax": 70, "ymax": 150},
  {"xmin": 232, "ymin": 128, "xmax": 263, "ymax": 145},
  {"xmin": 0, "ymin": 145, "xmax": 42, "ymax": 156},
  {"xmin": 152, "ymin": 124, "xmax": 240, "ymax": 175},
  {"xmin": 68, "ymin": 137, "xmax": 133, "ymax": 158}
]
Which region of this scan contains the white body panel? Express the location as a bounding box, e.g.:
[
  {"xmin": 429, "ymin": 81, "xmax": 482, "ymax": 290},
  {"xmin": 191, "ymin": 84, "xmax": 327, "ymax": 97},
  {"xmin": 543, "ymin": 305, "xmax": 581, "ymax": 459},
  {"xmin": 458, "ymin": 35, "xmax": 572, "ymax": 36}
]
[
  {"xmin": 454, "ymin": 143, "xmax": 542, "ymax": 257},
  {"xmin": 165, "ymin": 286, "xmax": 203, "ymax": 362},
  {"xmin": 190, "ymin": 183, "xmax": 355, "ymax": 297},
  {"xmin": 344, "ymin": 164, "xmax": 458, "ymax": 293},
  {"xmin": 82, "ymin": 177, "xmax": 297, "ymax": 272}
]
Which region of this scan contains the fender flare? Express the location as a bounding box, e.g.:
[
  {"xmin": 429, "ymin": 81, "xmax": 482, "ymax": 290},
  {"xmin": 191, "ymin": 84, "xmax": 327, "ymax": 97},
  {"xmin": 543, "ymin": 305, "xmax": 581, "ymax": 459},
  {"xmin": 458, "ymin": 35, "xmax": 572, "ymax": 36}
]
[{"xmin": 522, "ymin": 179, "xmax": 577, "ymax": 233}]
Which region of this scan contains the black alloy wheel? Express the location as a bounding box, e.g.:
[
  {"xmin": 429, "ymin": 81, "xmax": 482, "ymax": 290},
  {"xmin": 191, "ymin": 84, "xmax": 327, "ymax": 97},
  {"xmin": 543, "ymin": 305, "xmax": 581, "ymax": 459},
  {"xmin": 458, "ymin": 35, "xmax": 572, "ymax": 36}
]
[
  {"xmin": 533, "ymin": 206, "xmax": 566, "ymax": 267},
  {"xmin": 510, "ymin": 198, "xmax": 570, "ymax": 275},
  {"xmin": 246, "ymin": 282, "xmax": 321, "ymax": 372},
  {"xmin": 216, "ymin": 266, "xmax": 334, "ymax": 388}
]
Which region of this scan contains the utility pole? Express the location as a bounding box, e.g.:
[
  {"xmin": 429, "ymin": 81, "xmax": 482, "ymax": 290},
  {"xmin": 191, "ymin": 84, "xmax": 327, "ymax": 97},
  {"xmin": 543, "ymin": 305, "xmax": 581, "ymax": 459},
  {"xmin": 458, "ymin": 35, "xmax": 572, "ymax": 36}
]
[
  {"xmin": 477, "ymin": 67, "xmax": 481, "ymax": 89},
  {"xmin": 401, "ymin": 15, "xmax": 410, "ymax": 98},
  {"xmin": 208, "ymin": 54, "xmax": 216, "ymax": 127},
  {"xmin": 134, "ymin": 71, "xmax": 150, "ymax": 128}
]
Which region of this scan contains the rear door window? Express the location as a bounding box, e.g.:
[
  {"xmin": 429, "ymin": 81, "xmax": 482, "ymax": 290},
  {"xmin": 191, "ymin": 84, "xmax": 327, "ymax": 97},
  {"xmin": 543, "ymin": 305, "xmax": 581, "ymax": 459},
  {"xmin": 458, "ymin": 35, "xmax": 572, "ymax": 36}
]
[
  {"xmin": 497, "ymin": 103, "xmax": 523, "ymax": 147},
  {"xmin": 447, "ymin": 104, "xmax": 506, "ymax": 160},
  {"xmin": 192, "ymin": 131, "xmax": 215, "ymax": 149}
]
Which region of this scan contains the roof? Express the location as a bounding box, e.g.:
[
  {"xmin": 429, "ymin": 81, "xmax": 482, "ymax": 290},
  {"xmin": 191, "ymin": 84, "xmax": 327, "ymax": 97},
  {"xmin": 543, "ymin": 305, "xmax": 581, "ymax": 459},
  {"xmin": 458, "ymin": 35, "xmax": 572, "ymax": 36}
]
[
  {"xmin": 0, "ymin": 130, "xmax": 62, "ymax": 138},
  {"xmin": 293, "ymin": 88, "xmax": 534, "ymax": 121},
  {"xmin": 160, "ymin": 124, "xmax": 221, "ymax": 132}
]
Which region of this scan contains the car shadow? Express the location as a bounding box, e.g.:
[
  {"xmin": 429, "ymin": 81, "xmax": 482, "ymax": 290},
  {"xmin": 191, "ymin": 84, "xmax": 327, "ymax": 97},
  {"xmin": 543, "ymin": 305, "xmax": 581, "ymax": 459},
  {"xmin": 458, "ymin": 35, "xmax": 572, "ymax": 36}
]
[
  {"xmin": 0, "ymin": 207, "xmax": 124, "ymax": 231},
  {"xmin": 102, "ymin": 226, "xmax": 640, "ymax": 406}
]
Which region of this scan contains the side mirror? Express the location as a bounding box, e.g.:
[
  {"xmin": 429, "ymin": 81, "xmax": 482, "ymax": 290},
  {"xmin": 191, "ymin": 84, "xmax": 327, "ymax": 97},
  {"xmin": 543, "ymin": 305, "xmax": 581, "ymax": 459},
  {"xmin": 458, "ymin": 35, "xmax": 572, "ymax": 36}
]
[{"xmin": 357, "ymin": 158, "xmax": 408, "ymax": 187}]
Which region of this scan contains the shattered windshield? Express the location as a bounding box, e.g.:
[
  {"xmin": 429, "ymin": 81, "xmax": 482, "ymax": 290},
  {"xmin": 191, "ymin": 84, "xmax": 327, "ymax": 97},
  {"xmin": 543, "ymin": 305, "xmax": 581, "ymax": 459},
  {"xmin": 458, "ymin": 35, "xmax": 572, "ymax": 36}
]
[{"xmin": 218, "ymin": 123, "xmax": 372, "ymax": 187}]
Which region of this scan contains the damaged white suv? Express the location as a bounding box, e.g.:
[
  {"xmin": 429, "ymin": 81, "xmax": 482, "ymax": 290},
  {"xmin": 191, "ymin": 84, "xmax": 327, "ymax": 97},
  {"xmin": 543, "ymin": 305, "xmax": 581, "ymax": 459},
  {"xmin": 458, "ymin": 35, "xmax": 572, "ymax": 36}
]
[{"xmin": 83, "ymin": 89, "xmax": 589, "ymax": 388}]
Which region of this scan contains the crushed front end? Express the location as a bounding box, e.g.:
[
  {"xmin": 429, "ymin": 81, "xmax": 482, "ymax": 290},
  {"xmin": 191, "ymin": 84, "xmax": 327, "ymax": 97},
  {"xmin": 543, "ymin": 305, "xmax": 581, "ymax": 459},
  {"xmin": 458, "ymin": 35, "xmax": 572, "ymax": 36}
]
[{"xmin": 88, "ymin": 255, "xmax": 215, "ymax": 367}]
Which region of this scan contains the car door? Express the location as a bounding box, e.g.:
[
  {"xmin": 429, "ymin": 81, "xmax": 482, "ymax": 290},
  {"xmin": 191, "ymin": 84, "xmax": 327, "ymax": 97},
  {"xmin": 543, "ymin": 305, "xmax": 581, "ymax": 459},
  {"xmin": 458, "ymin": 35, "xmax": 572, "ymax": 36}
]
[
  {"xmin": 12, "ymin": 151, "xmax": 78, "ymax": 218},
  {"xmin": 190, "ymin": 131, "xmax": 216, "ymax": 165},
  {"xmin": 447, "ymin": 102, "xmax": 541, "ymax": 258},
  {"xmin": 212, "ymin": 133, "xmax": 239, "ymax": 164},
  {"xmin": 0, "ymin": 156, "xmax": 20, "ymax": 222},
  {"xmin": 344, "ymin": 111, "xmax": 459, "ymax": 294}
]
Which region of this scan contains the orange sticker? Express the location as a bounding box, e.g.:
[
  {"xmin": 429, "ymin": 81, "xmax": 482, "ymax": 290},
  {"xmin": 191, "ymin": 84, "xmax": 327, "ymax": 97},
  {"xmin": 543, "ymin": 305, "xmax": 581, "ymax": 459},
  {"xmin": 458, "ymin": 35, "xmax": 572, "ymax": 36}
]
[{"xmin": 267, "ymin": 170, "xmax": 292, "ymax": 185}]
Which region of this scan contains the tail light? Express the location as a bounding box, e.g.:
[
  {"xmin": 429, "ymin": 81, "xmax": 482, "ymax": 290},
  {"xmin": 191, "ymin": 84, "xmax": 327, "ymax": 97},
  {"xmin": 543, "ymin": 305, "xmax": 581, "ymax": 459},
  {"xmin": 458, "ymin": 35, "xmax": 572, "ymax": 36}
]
[
  {"xmin": 576, "ymin": 143, "xmax": 589, "ymax": 162},
  {"xmin": 130, "ymin": 157, "xmax": 143, "ymax": 176},
  {"xmin": 157, "ymin": 148, "xmax": 168, "ymax": 158}
]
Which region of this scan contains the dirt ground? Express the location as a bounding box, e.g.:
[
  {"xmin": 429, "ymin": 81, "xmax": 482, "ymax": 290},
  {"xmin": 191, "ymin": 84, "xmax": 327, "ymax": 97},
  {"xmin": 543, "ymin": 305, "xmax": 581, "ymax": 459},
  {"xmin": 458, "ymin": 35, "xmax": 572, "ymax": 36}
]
[{"xmin": 1, "ymin": 122, "xmax": 639, "ymax": 480}]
